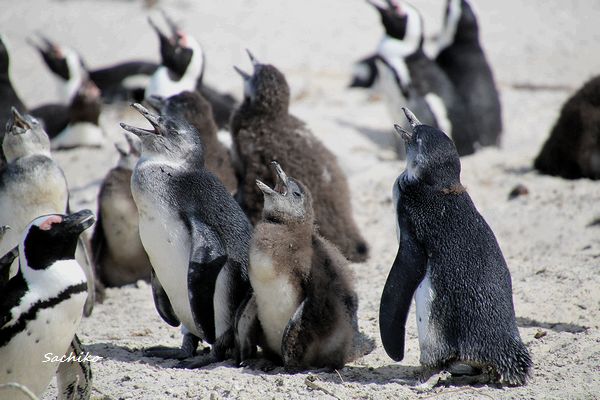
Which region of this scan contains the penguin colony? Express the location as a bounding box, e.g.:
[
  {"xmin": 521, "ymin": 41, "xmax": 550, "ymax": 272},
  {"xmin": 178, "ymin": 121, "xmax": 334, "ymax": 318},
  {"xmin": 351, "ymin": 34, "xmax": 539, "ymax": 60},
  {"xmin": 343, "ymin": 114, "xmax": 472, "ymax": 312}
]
[{"xmin": 7, "ymin": 0, "xmax": 598, "ymax": 396}]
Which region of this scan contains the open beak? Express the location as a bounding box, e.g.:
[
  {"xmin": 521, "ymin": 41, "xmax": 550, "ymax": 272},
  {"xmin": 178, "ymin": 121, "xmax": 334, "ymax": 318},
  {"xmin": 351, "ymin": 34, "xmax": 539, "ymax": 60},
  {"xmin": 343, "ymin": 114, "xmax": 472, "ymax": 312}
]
[
  {"xmin": 256, "ymin": 161, "xmax": 289, "ymax": 196},
  {"xmin": 9, "ymin": 107, "xmax": 31, "ymax": 134},
  {"xmin": 394, "ymin": 124, "xmax": 412, "ymax": 142},
  {"xmin": 234, "ymin": 49, "xmax": 260, "ymax": 80},
  {"xmin": 402, "ymin": 107, "xmax": 422, "ymax": 129},
  {"xmin": 120, "ymin": 103, "xmax": 163, "ymax": 137},
  {"xmin": 145, "ymin": 95, "xmax": 165, "ymax": 113}
]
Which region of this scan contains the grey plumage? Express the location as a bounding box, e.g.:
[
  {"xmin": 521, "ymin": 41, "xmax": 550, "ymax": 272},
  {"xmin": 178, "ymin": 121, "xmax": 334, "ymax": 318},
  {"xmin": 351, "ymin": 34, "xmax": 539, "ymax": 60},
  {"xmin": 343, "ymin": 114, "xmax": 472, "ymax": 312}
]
[{"xmin": 380, "ymin": 108, "xmax": 531, "ymax": 385}]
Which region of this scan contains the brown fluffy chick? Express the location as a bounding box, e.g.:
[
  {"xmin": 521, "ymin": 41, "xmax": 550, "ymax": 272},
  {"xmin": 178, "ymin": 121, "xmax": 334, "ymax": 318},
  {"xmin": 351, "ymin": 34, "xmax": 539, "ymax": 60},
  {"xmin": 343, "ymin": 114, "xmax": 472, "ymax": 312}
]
[{"xmin": 231, "ymin": 52, "xmax": 368, "ymax": 262}]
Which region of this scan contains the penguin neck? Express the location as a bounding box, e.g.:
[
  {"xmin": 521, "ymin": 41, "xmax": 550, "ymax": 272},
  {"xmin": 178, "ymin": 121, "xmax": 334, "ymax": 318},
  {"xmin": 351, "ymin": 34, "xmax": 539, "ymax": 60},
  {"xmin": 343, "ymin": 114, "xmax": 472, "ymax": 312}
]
[{"xmin": 59, "ymin": 51, "xmax": 86, "ymax": 103}]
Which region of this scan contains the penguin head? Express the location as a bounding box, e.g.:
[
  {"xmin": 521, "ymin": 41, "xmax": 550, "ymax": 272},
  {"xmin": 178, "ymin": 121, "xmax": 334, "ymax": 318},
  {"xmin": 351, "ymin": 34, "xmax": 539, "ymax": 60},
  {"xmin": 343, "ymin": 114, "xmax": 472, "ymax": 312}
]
[
  {"xmin": 21, "ymin": 210, "xmax": 95, "ymax": 270},
  {"xmin": 28, "ymin": 35, "xmax": 86, "ymax": 82},
  {"xmin": 3, "ymin": 107, "xmax": 51, "ymax": 162},
  {"xmin": 395, "ymin": 107, "xmax": 461, "ymax": 187},
  {"xmin": 256, "ymin": 161, "xmax": 314, "ymax": 225},
  {"xmin": 120, "ymin": 103, "xmax": 204, "ymax": 165},
  {"xmin": 234, "ymin": 50, "xmax": 290, "ymax": 116},
  {"xmin": 149, "ymin": 13, "xmax": 204, "ymax": 80},
  {"xmin": 349, "ymin": 55, "xmax": 378, "ymax": 88},
  {"xmin": 69, "ymin": 80, "xmax": 102, "ymax": 124},
  {"xmin": 439, "ymin": 0, "xmax": 479, "ymax": 50},
  {"xmin": 368, "ymin": 0, "xmax": 423, "ymax": 49},
  {"xmin": 147, "ymin": 91, "xmax": 215, "ymax": 133}
]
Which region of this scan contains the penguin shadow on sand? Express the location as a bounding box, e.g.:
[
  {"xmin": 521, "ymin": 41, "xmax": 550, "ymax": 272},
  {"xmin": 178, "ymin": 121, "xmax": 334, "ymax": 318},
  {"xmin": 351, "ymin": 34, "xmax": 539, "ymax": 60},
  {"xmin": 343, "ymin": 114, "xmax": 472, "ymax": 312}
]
[
  {"xmin": 335, "ymin": 118, "xmax": 397, "ymax": 152},
  {"xmin": 516, "ymin": 317, "xmax": 588, "ymax": 334}
]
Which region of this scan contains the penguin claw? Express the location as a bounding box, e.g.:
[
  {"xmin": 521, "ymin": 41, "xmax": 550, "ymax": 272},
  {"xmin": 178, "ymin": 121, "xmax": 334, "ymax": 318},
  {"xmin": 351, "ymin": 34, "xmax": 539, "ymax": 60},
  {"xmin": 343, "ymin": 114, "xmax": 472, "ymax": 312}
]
[{"xmin": 173, "ymin": 355, "xmax": 215, "ymax": 369}]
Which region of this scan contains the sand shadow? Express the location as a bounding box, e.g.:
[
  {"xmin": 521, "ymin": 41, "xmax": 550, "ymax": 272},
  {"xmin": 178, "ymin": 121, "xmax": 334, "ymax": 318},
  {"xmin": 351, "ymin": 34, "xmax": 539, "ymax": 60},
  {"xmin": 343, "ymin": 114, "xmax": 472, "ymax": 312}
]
[
  {"xmin": 335, "ymin": 118, "xmax": 395, "ymax": 151},
  {"xmin": 516, "ymin": 317, "xmax": 588, "ymax": 333}
]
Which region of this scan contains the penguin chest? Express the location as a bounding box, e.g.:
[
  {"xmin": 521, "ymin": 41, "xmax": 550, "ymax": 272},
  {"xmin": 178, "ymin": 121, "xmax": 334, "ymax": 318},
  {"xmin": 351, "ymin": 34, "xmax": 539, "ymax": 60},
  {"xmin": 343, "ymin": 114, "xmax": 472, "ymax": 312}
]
[
  {"xmin": 136, "ymin": 202, "xmax": 199, "ymax": 337},
  {"xmin": 101, "ymin": 190, "xmax": 145, "ymax": 263},
  {"xmin": 414, "ymin": 270, "xmax": 437, "ymax": 356},
  {"xmin": 249, "ymin": 250, "xmax": 301, "ymax": 356},
  {"xmin": 145, "ymin": 67, "xmax": 196, "ymax": 100}
]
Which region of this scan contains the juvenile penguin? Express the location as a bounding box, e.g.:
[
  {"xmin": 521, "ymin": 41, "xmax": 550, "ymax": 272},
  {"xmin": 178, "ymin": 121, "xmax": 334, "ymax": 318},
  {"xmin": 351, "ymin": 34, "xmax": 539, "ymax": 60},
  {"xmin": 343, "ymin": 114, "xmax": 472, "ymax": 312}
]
[
  {"xmin": 235, "ymin": 162, "xmax": 374, "ymax": 370},
  {"xmin": 379, "ymin": 108, "xmax": 532, "ymax": 385},
  {"xmin": 145, "ymin": 12, "xmax": 237, "ymax": 129},
  {"xmin": 50, "ymin": 80, "xmax": 105, "ymax": 150},
  {"xmin": 120, "ymin": 104, "xmax": 251, "ymax": 366},
  {"xmin": 0, "ymin": 210, "xmax": 95, "ymax": 400},
  {"xmin": 0, "ymin": 35, "xmax": 26, "ymax": 148},
  {"xmin": 534, "ymin": 75, "xmax": 600, "ymax": 180},
  {"xmin": 30, "ymin": 34, "xmax": 157, "ymax": 103},
  {"xmin": 91, "ymin": 134, "xmax": 152, "ymax": 287},
  {"xmin": 231, "ymin": 52, "xmax": 369, "ymax": 263},
  {"xmin": 0, "ymin": 108, "xmax": 97, "ymax": 315},
  {"xmin": 368, "ymin": 0, "xmax": 476, "ymax": 156},
  {"xmin": 435, "ymin": 0, "xmax": 502, "ymax": 147},
  {"xmin": 147, "ymin": 91, "xmax": 238, "ymax": 194}
]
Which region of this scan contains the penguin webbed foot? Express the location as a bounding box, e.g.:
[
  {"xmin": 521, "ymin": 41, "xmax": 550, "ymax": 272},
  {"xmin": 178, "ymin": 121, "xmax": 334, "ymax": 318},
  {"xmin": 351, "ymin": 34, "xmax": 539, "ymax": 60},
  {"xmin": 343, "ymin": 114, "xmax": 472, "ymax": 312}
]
[
  {"xmin": 239, "ymin": 357, "xmax": 278, "ymax": 372},
  {"xmin": 173, "ymin": 351, "xmax": 214, "ymax": 369},
  {"xmin": 144, "ymin": 332, "xmax": 200, "ymax": 360}
]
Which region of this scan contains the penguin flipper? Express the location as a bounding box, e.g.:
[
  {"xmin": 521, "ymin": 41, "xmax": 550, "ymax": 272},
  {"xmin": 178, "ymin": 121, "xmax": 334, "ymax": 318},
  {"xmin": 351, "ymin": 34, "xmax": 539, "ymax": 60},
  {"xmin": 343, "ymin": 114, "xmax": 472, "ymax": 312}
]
[
  {"xmin": 56, "ymin": 335, "xmax": 92, "ymax": 400},
  {"xmin": 0, "ymin": 246, "xmax": 18, "ymax": 288},
  {"xmin": 186, "ymin": 216, "xmax": 228, "ymax": 344},
  {"xmin": 151, "ymin": 267, "xmax": 180, "ymax": 327},
  {"xmin": 379, "ymin": 228, "xmax": 427, "ymax": 362}
]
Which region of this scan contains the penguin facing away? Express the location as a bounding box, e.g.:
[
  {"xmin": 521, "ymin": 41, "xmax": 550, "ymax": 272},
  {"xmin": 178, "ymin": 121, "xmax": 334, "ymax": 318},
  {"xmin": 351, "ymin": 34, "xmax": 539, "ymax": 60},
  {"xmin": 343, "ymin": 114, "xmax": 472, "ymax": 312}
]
[
  {"xmin": 231, "ymin": 51, "xmax": 369, "ymax": 263},
  {"xmin": 120, "ymin": 104, "xmax": 251, "ymax": 367},
  {"xmin": 0, "ymin": 210, "xmax": 95, "ymax": 400},
  {"xmin": 0, "ymin": 108, "xmax": 97, "ymax": 316},
  {"xmin": 146, "ymin": 91, "xmax": 238, "ymax": 195},
  {"xmin": 368, "ymin": 0, "xmax": 477, "ymax": 157},
  {"xmin": 379, "ymin": 108, "xmax": 531, "ymax": 385},
  {"xmin": 435, "ymin": 0, "xmax": 502, "ymax": 147},
  {"xmin": 235, "ymin": 162, "xmax": 374, "ymax": 370},
  {"xmin": 91, "ymin": 134, "xmax": 152, "ymax": 287}
]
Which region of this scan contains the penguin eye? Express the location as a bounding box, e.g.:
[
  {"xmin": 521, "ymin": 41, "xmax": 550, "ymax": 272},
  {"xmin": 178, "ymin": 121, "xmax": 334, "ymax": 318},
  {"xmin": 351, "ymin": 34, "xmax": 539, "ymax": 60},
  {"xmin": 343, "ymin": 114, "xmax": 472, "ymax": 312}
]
[{"xmin": 293, "ymin": 191, "xmax": 301, "ymax": 198}]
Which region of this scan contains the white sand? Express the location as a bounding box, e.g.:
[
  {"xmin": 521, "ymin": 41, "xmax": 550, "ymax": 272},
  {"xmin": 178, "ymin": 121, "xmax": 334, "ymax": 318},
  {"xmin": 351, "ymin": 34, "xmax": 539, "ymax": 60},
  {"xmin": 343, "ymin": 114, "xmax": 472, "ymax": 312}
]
[{"xmin": 1, "ymin": 0, "xmax": 599, "ymax": 398}]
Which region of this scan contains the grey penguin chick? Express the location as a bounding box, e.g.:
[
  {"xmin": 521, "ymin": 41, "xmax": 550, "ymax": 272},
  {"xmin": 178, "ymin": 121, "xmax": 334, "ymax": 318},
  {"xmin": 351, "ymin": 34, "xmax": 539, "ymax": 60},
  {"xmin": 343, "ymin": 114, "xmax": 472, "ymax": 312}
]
[
  {"xmin": 91, "ymin": 134, "xmax": 151, "ymax": 287},
  {"xmin": 146, "ymin": 91, "xmax": 238, "ymax": 194},
  {"xmin": 121, "ymin": 104, "xmax": 251, "ymax": 367},
  {"xmin": 379, "ymin": 108, "xmax": 532, "ymax": 385},
  {"xmin": 235, "ymin": 162, "xmax": 374, "ymax": 370},
  {"xmin": 435, "ymin": 0, "xmax": 502, "ymax": 147},
  {"xmin": 0, "ymin": 108, "xmax": 97, "ymax": 316},
  {"xmin": 0, "ymin": 210, "xmax": 95, "ymax": 400},
  {"xmin": 231, "ymin": 51, "xmax": 368, "ymax": 263}
]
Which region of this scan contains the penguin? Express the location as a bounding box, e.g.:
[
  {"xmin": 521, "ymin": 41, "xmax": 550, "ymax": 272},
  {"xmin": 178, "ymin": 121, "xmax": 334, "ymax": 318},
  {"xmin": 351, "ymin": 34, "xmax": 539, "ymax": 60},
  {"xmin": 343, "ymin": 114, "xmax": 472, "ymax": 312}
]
[
  {"xmin": 534, "ymin": 75, "xmax": 600, "ymax": 180},
  {"xmin": 29, "ymin": 34, "xmax": 157, "ymax": 103},
  {"xmin": 434, "ymin": 0, "xmax": 502, "ymax": 147},
  {"xmin": 91, "ymin": 134, "xmax": 152, "ymax": 287},
  {"xmin": 379, "ymin": 108, "xmax": 532, "ymax": 386},
  {"xmin": 235, "ymin": 162, "xmax": 374, "ymax": 370},
  {"xmin": 231, "ymin": 51, "xmax": 369, "ymax": 263},
  {"xmin": 146, "ymin": 91, "xmax": 238, "ymax": 195},
  {"xmin": 0, "ymin": 210, "xmax": 94, "ymax": 400},
  {"xmin": 145, "ymin": 12, "xmax": 237, "ymax": 129},
  {"xmin": 120, "ymin": 103, "xmax": 251, "ymax": 367},
  {"xmin": 349, "ymin": 54, "xmax": 379, "ymax": 89},
  {"xmin": 0, "ymin": 108, "xmax": 97, "ymax": 316},
  {"xmin": 367, "ymin": 0, "xmax": 476, "ymax": 157},
  {"xmin": 50, "ymin": 80, "xmax": 105, "ymax": 150},
  {"xmin": 0, "ymin": 35, "xmax": 27, "ymax": 150}
]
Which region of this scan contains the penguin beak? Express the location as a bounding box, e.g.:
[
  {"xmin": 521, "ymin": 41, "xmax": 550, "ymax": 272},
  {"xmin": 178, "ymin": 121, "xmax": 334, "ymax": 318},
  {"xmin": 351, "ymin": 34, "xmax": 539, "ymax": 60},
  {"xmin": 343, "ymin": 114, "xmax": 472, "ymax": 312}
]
[
  {"xmin": 234, "ymin": 49, "xmax": 260, "ymax": 81},
  {"xmin": 366, "ymin": 0, "xmax": 389, "ymax": 12},
  {"xmin": 394, "ymin": 124, "xmax": 412, "ymax": 142},
  {"xmin": 9, "ymin": 107, "xmax": 31, "ymax": 134},
  {"xmin": 120, "ymin": 103, "xmax": 164, "ymax": 137},
  {"xmin": 62, "ymin": 209, "xmax": 95, "ymax": 234},
  {"xmin": 402, "ymin": 107, "xmax": 422, "ymax": 129},
  {"xmin": 256, "ymin": 179, "xmax": 276, "ymax": 196},
  {"xmin": 0, "ymin": 225, "xmax": 11, "ymax": 240},
  {"xmin": 271, "ymin": 161, "xmax": 289, "ymax": 195},
  {"xmin": 246, "ymin": 49, "xmax": 259, "ymax": 69},
  {"xmin": 233, "ymin": 65, "xmax": 251, "ymax": 81}
]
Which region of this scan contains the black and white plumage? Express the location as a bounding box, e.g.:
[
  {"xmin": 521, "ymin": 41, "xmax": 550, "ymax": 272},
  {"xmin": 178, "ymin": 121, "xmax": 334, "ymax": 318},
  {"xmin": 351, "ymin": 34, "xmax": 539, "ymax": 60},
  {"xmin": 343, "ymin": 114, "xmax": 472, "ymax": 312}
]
[
  {"xmin": 0, "ymin": 210, "xmax": 95, "ymax": 400},
  {"xmin": 120, "ymin": 104, "xmax": 251, "ymax": 367},
  {"xmin": 435, "ymin": 0, "xmax": 502, "ymax": 147},
  {"xmin": 379, "ymin": 108, "xmax": 531, "ymax": 385},
  {"xmin": 0, "ymin": 36, "xmax": 27, "ymax": 152}
]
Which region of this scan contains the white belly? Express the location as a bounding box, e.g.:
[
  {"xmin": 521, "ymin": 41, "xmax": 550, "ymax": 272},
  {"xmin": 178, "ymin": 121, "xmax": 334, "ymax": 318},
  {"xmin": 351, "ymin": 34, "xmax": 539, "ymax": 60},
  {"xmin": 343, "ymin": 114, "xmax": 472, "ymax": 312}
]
[
  {"xmin": 249, "ymin": 250, "xmax": 300, "ymax": 356},
  {"xmin": 414, "ymin": 269, "xmax": 435, "ymax": 353},
  {"xmin": 137, "ymin": 203, "xmax": 199, "ymax": 337},
  {"xmin": 145, "ymin": 67, "xmax": 196, "ymax": 100},
  {"xmin": 51, "ymin": 122, "xmax": 105, "ymax": 150},
  {"xmin": 0, "ymin": 293, "xmax": 86, "ymax": 399}
]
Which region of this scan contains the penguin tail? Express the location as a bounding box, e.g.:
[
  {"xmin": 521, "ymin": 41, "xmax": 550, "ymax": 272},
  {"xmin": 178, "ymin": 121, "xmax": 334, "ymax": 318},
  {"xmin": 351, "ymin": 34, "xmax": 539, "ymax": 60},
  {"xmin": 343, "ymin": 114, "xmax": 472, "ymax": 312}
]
[{"xmin": 496, "ymin": 339, "xmax": 533, "ymax": 386}]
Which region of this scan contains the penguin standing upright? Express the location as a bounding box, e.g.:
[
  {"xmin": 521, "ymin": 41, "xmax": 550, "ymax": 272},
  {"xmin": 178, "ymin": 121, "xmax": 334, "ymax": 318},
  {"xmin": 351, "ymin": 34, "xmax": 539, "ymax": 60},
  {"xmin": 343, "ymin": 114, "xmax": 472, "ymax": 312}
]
[
  {"xmin": 91, "ymin": 134, "xmax": 152, "ymax": 287},
  {"xmin": 231, "ymin": 51, "xmax": 369, "ymax": 263},
  {"xmin": 0, "ymin": 108, "xmax": 97, "ymax": 315},
  {"xmin": 435, "ymin": 0, "xmax": 502, "ymax": 147},
  {"xmin": 379, "ymin": 108, "xmax": 531, "ymax": 385},
  {"xmin": 235, "ymin": 162, "xmax": 374, "ymax": 370},
  {"xmin": 367, "ymin": 0, "xmax": 476, "ymax": 157},
  {"xmin": 0, "ymin": 36, "xmax": 26, "ymax": 149},
  {"xmin": 120, "ymin": 104, "xmax": 251, "ymax": 367},
  {"xmin": 146, "ymin": 91, "xmax": 238, "ymax": 194},
  {"xmin": 0, "ymin": 210, "xmax": 95, "ymax": 400}
]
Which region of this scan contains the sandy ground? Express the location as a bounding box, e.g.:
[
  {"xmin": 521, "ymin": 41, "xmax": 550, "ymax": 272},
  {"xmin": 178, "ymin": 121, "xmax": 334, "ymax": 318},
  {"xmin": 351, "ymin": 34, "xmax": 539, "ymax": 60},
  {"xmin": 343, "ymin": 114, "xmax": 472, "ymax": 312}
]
[{"xmin": 1, "ymin": 0, "xmax": 599, "ymax": 399}]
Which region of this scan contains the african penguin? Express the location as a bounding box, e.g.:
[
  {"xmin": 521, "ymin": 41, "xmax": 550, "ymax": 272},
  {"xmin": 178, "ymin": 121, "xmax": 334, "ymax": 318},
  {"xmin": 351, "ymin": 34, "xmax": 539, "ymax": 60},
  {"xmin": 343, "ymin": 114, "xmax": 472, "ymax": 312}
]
[
  {"xmin": 29, "ymin": 34, "xmax": 157, "ymax": 103},
  {"xmin": 91, "ymin": 134, "xmax": 152, "ymax": 287},
  {"xmin": 368, "ymin": 0, "xmax": 476, "ymax": 157},
  {"xmin": 0, "ymin": 210, "xmax": 95, "ymax": 400},
  {"xmin": 0, "ymin": 35, "xmax": 26, "ymax": 151},
  {"xmin": 235, "ymin": 162, "xmax": 374, "ymax": 370},
  {"xmin": 435, "ymin": 0, "xmax": 502, "ymax": 147},
  {"xmin": 146, "ymin": 91, "xmax": 238, "ymax": 195},
  {"xmin": 534, "ymin": 75, "xmax": 600, "ymax": 180},
  {"xmin": 0, "ymin": 108, "xmax": 98, "ymax": 316},
  {"xmin": 231, "ymin": 51, "xmax": 369, "ymax": 263},
  {"xmin": 120, "ymin": 103, "xmax": 251, "ymax": 367},
  {"xmin": 379, "ymin": 108, "xmax": 532, "ymax": 385}
]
